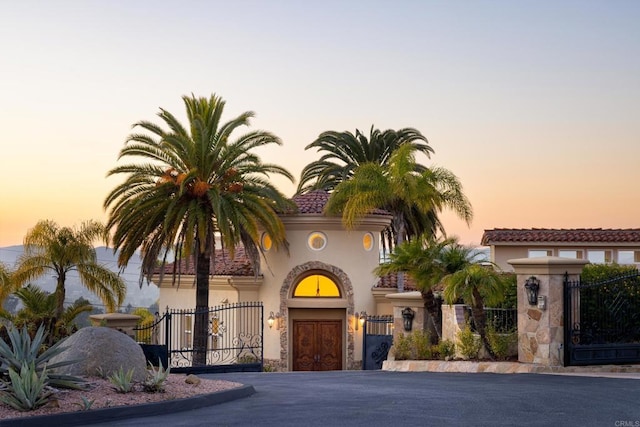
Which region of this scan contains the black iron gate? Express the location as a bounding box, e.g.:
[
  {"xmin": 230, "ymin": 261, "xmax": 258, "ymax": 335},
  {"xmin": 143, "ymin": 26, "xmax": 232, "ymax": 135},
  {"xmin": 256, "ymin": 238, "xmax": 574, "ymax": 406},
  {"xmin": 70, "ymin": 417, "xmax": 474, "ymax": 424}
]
[
  {"xmin": 362, "ymin": 315, "xmax": 393, "ymax": 370},
  {"xmin": 135, "ymin": 302, "xmax": 263, "ymax": 374},
  {"xmin": 564, "ymin": 272, "xmax": 640, "ymax": 366}
]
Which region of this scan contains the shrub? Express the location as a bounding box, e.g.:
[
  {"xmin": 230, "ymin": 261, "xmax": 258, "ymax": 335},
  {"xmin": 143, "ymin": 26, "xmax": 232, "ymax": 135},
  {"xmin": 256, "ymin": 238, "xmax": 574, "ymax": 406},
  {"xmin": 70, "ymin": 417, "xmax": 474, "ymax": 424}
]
[
  {"xmin": 392, "ymin": 331, "xmax": 432, "ymax": 360},
  {"xmin": 487, "ymin": 327, "xmax": 517, "ymax": 360},
  {"xmin": 393, "ymin": 333, "xmax": 411, "ymax": 360},
  {"xmin": 457, "ymin": 325, "xmax": 481, "ymax": 359},
  {"xmin": 108, "ymin": 367, "xmax": 135, "ymax": 393},
  {"xmin": 437, "ymin": 339, "xmax": 456, "ymax": 360},
  {"xmin": 412, "ymin": 330, "xmax": 432, "ymax": 360}
]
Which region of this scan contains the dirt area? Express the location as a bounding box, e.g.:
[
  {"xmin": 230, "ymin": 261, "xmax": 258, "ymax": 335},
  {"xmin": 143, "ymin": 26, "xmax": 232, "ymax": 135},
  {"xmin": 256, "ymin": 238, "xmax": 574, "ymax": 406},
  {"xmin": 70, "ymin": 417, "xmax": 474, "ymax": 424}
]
[{"xmin": 0, "ymin": 374, "xmax": 243, "ymax": 421}]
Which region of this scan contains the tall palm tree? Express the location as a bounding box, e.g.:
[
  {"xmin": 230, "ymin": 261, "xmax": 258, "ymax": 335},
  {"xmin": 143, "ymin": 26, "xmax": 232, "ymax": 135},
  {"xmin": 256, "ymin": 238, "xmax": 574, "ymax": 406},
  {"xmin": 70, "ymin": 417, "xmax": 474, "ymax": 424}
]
[
  {"xmin": 104, "ymin": 93, "xmax": 294, "ymax": 366},
  {"xmin": 12, "ymin": 220, "xmax": 125, "ymax": 319},
  {"xmin": 443, "ymin": 264, "xmax": 507, "ymax": 360},
  {"xmin": 297, "ymin": 126, "xmax": 433, "ymax": 195},
  {"xmin": 325, "ymin": 143, "xmax": 473, "ymax": 290}
]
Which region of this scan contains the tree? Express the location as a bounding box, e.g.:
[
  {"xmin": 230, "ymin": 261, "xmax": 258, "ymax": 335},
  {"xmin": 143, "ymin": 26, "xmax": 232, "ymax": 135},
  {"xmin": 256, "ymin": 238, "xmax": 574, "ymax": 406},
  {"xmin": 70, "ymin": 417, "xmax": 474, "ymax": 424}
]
[
  {"xmin": 12, "ymin": 220, "xmax": 126, "ymax": 319},
  {"xmin": 297, "ymin": 126, "xmax": 433, "ymax": 194},
  {"xmin": 0, "ymin": 263, "xmax": 13, "ymax": 308},
  {"xmin": 443, "ymin": 264, "xmax": 507, "ymax": 360},
  {"xmin": 0, "ymin": 284, "xmax": 93, "ymax": 346},
  {"xmin": 104, "ymin": 93, "xmax": 293, "ymax": 366},
  {"xmin": 325, "ymin": 143, "xmax": 473, "ymax": 290}
]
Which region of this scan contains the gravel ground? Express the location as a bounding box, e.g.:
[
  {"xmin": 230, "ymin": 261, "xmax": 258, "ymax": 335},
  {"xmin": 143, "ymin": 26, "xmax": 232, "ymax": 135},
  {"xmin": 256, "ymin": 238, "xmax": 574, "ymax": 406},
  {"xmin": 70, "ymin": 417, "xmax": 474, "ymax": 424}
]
[{"xmin": 0, "ymin": 374, "xmax": 242, "ymax": 421}]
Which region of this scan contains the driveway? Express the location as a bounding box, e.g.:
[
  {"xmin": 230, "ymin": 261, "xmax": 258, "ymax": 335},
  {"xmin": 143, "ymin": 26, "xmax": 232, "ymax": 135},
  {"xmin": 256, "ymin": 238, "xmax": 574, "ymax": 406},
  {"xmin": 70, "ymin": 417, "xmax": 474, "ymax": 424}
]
[{"xmin": 98, "ymin": 370, "xmax": 640, "ymax": 427}]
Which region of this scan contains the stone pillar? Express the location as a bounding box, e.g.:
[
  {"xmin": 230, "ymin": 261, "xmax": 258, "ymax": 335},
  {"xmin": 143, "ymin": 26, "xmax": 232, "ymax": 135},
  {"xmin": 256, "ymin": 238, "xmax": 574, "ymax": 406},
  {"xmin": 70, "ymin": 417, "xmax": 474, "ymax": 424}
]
[
  {"xmin": 89, "ymin": 313, "xmax": 141, "ymax": 339},
  {"xmin": 386, "ymin": 291, "xmax": 424, "ymax": 343},
  {"xmin": 507, "ymin": 257, "xmax": 588, "ymax": 366}
]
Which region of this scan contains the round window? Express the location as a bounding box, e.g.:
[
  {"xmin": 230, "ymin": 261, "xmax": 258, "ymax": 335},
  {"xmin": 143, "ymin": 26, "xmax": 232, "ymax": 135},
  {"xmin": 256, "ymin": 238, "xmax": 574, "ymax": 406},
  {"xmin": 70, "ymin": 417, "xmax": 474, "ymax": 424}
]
[
  {"xmin": 307, "ymin": 232, "xmax": 327, "ymax": 251},
  {"xmin": 363, "ymin": 232, "xmax": 374, "ymax": 251},
  {"xmin": 261, "ymin": 233, "xmax": 272, "ymax": 251}
]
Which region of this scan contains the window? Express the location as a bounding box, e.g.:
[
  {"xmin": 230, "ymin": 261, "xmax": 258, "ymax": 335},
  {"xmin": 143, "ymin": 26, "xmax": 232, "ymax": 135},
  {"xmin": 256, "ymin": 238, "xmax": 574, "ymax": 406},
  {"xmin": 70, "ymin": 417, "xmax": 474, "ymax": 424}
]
[
  {"xmin": 558, "ymin": 250, "xmax": 583, "ymax": 259},
  {"xmin": 260, "ymin": 233, "xmax": 272, "ymax": 251},
  {"xmin": 528, "ymin": 249, "xmax": 552, "ymax": 257},
  {"xmin": 307, "ymin": 232, "xmax": 327, "ymax": 251},
  {"xmin": 293, "ymin": 274, "xmax": 341, "ymax": 297},
  {"xmin": 587, "ymin": 250, "xmax": 612, "ymax": 264},
  {"xmin": 362, "ymin": 232, "xmax": 374, "ymax": 251},
  {"xmin": 618, "ymin": 250, "xmax": 640, "ymax": 264}
]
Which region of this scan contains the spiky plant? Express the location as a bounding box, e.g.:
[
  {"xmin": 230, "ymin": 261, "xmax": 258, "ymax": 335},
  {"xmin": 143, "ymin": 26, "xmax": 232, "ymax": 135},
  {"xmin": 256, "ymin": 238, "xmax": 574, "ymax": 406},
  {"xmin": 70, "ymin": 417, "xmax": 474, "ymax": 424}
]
[
  {"xmin": 108, "ymin": 367, "xmax": 135, "ymax": 393},
  {"xmin": 0, "ymin": 363, "xmax": 53, "ymax": 411},
  {"xmin": 142, "ymin": 361, "xmax": 170, "ymax": 393},
  {"xmin": 0, "ymin": 325, "xmax": 87, "ymax": 390}
]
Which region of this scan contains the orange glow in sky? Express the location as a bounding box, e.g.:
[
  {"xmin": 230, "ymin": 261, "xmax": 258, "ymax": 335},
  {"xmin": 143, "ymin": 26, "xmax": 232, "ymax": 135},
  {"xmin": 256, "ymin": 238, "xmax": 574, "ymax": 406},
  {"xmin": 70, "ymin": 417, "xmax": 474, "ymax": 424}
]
[{"xmin": 1, "ymin": 2, "xmax": 639, "ymax": 248}]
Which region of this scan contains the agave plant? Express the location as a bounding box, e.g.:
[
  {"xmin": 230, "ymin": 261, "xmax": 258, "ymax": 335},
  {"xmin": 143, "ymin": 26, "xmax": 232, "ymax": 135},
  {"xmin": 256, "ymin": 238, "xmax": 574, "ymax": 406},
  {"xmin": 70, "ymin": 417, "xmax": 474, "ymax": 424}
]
[
  {"xmin": 0, "ymin": 363, "xmax": 53, "ymax": 411},
  {"xmin": 0, "ymin": 325, "xmax": 87, "ymax": 390}
]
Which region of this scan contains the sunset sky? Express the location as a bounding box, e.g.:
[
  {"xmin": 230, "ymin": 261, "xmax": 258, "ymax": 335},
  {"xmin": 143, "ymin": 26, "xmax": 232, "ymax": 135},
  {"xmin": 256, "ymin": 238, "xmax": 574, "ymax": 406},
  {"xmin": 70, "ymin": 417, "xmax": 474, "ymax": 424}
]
[{"xmin": 1, "ymin": 1, "xmax": 639, "ymax": 248}]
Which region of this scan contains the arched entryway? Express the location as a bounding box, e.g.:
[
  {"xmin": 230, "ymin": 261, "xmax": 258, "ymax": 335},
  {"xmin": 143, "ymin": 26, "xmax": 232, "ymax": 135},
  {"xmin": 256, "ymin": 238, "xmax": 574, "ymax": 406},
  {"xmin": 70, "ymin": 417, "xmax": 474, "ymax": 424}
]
[{"xmin": 279, "ymin": 261, "xmax": 355, "ymax": 371}]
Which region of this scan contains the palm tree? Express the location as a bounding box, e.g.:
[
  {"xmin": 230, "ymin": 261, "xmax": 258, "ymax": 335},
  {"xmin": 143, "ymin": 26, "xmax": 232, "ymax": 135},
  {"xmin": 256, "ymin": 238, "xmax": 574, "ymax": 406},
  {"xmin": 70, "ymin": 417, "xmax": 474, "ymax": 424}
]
[
  {"xmin": 12, "ymin": 220, "xmax": 126, "ymax": 320},
  {"xmin": 325, "ymin": 143, "xmax": 473, "ymax": 290},
  {"xmin": 375, "ymin": 235, "xmax": 455, "ymax": 340},
  {"xmin": 0, "ymin": 284, "xmax": 93, "ymax": 345},
  {"xmin": 104, "ymin": 93, "xmax": 294, "ymax": 366},
  {"xmin": 297, "ymin": 126, "xmax": 433, "ymax": 195},
  {"xmin": 443, "ymin": 264, "xmax": 507, "ymax": 360},
  {"xmin": 0, "ymin": 263, "xmax": 13, "ymax": 308}
]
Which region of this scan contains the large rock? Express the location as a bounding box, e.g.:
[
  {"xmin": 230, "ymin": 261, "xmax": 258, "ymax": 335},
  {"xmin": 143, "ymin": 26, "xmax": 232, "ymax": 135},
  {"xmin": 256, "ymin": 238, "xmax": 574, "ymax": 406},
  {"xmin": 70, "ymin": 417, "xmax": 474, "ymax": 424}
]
[{"xmin": 50, "ymin": 326, "xmax": 148, "ymax": 381}]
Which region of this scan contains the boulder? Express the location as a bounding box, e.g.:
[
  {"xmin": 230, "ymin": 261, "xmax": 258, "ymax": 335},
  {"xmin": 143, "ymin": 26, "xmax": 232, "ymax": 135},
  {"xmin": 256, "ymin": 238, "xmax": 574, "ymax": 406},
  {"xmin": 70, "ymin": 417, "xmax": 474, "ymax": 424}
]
[{"xmin": 50, "ymin": 326, "xmax": 148, "ymax": 381}]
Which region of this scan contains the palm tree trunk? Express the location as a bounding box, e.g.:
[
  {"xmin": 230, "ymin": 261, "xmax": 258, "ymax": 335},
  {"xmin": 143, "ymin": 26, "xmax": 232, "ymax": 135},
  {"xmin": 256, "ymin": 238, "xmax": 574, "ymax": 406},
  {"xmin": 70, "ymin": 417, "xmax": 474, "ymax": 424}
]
[
  {"xmin": 55, "ymin": 272, "xmax": 66, "ymax": 320},
  {"xmin": 393, "ymin": 216, "xmax": 406, "ymax": 292},
  {"xmin": 193, "ymin": 250, "xmax": 210, "ymax": 367},
  {"xmin": 471, "ymin": 288, "xmax": 496, "ymax": 360},
  {"xmin": 421, "ymin": 289, "xmax": 442, "ymax": 343}
]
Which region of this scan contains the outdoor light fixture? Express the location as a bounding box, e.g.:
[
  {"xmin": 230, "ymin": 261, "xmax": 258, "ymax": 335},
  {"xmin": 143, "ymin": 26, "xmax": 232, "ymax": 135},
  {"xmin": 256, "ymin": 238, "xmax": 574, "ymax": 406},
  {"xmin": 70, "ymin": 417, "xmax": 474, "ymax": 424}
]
[
  {"xmin": 355, "ymin": 311, "xmax": 367, "ymax": 331},
  {"xmin": 268, "ymin": 311, "xmax": 281, "ymax": 329},
  {"xmin": 524, "ymin": 276, "xmax": 540, "ymax": 306},
  {"xmin": 402, "ymin": 307, "xmax": 415, "ymax": 331}
]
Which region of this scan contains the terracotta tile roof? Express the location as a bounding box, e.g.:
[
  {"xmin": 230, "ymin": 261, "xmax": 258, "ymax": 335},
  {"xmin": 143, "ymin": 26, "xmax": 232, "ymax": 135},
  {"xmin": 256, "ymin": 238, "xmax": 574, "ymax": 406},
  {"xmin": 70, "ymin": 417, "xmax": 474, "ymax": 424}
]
[
  {"xmin": 155, "ymin": 245, "xmax": 255, "ymax": 276},
  {"xmin": 481, "ymin": 228, "xmax": 640, "ymax": 245},
  {"xmin": 374, "ymin": 273, "xmax": 417, "ymax": 291},
  {"xmin": 288, "ymin": 190, "xmax": 390, "ymax": 216},
  {"xmin": 290, "ymin": 190, "xmax": 331, "ymax": 214}
]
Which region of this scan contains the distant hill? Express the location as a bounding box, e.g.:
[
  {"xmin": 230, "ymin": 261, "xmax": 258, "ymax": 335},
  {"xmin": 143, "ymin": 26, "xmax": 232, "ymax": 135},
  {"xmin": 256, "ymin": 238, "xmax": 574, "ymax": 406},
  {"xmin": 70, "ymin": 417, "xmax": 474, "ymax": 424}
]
[{"xmin": 0, "ymin": 245, "xmax": 159, "ymax": 309}]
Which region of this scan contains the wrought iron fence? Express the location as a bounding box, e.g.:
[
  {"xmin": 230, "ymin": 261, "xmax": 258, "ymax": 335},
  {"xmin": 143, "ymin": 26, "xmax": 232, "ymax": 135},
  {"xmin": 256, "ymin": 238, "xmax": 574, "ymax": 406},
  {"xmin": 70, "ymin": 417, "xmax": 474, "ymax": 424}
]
[
  {"xmin": 134, "ymin": 302, "xmax": 263, "ymax": 373},
  {"xmin": 464, "ymin": 307, "xmax": 517, "ymax": 333}
]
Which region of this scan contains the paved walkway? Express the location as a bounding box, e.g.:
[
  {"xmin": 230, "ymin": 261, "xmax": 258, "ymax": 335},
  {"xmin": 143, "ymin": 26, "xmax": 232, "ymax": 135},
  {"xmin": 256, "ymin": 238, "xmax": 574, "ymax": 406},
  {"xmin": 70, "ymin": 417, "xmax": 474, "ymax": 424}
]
[{"xmin": 94, "ymin": 369, "xmax": 640, "ymax": 427}]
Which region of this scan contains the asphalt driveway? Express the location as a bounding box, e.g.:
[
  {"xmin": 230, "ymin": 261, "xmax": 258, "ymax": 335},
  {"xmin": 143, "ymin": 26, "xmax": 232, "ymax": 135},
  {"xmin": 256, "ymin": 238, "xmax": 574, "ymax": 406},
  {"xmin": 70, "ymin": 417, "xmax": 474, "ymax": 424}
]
[{"xmin": 97, "ymin": 370, "xmax": 640, "ymax": 427}]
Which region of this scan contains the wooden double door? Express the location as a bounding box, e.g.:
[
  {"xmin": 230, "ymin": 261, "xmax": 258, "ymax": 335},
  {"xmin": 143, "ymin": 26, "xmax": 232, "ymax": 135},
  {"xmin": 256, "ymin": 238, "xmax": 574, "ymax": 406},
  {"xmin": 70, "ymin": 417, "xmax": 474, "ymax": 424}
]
[{"xmin": 292, "ymin": 320, "xmax": 343, "ymax": 371}]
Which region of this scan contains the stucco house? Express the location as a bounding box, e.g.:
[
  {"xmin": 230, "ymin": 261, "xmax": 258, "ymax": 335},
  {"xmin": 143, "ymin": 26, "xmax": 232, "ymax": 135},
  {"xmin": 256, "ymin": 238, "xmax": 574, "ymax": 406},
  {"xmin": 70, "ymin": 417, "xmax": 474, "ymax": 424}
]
[
  {"xmin": 481, "ymin": 228, "xmax": 640, "ymax": 271},
  {"xmin": 154, "ymin": 190, "xmax": 400, "ymax": 371}
]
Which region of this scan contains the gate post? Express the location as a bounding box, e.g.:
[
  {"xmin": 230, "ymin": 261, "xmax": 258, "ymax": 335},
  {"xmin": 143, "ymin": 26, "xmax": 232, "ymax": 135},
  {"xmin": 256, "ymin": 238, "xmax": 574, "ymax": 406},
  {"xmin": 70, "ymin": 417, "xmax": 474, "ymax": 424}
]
[
  {"xmin": 386, "ymin": 291, "xmax": 425, "ymax": 344},
  {"xmin": 507, "ymin": 257, "xmax": 588, "ymax": 366}
]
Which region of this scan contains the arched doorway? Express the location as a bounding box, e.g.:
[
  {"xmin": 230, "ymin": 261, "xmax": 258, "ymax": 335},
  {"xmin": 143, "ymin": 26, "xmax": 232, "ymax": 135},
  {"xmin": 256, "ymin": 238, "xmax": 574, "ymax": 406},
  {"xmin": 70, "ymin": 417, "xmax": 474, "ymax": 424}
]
[{"xmin": 279, "ymin": 262, "xmax": 355, "ymax": 371}]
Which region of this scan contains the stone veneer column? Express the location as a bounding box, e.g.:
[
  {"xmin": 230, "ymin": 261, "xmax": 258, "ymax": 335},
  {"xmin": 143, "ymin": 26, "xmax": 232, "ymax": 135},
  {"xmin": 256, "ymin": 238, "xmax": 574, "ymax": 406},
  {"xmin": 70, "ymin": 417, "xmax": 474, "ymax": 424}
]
[
  {"xmin": 507, "ymin": 257, "xmax": 588, "ymax": 366},
  {"xmin": 385, "ymin": 291, "xmax": 425, "ymax": 343}
]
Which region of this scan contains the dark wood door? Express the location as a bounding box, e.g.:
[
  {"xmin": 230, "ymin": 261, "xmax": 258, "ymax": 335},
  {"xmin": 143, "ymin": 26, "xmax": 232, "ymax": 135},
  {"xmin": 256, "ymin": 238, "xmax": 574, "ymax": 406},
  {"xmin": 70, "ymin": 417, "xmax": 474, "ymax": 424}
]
[{"xmin": 293, "ymin": 320, "xmax": 342, "ymax": 371}]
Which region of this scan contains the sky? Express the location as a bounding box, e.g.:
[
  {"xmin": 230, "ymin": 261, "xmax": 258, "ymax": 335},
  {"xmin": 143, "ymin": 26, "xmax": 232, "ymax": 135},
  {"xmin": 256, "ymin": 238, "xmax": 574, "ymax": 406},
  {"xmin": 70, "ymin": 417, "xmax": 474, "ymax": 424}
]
[{"xmin": 1, "ymin": 1, "xmax": 639, "ymax": 248}]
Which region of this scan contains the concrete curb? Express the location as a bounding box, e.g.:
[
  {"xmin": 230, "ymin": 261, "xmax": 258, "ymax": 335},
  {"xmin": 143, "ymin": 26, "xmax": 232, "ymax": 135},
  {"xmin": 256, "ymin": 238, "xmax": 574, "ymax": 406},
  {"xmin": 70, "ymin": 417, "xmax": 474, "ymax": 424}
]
[
  {"xmin": 0, "ymin": 384, "xmax": 256, "ymax": 427},
  {"xmin": 382, "ymin": 360, "xmax": 640, "ymax": 377}
]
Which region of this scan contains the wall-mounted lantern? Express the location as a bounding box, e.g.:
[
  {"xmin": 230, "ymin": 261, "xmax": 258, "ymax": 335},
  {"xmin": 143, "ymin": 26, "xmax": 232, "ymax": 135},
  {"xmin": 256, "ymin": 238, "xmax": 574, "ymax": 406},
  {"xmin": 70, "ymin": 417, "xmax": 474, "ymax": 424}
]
[
  {"xmin": 524, "ymin": 276, "xmax": 540, "ymax": 306},
  {"xmin": 355, "ymin": 311, "xmax": 367, "ymax": 331},
  {"xmin": 401, "ymin": 307, "xmax": 415, "ymax": 331},
  {"xmin": 268, "ymin": 311, "xmax": 281, "ymax": 329}
]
